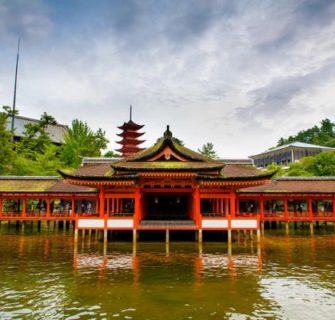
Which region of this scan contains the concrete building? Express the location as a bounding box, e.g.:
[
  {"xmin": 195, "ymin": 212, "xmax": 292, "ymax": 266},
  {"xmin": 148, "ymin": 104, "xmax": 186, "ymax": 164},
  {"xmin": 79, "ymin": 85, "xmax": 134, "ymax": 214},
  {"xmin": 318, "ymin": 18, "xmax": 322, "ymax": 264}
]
[{"xmin": 250, "ymin": 142, "xmax": 334, "ymax": 168}]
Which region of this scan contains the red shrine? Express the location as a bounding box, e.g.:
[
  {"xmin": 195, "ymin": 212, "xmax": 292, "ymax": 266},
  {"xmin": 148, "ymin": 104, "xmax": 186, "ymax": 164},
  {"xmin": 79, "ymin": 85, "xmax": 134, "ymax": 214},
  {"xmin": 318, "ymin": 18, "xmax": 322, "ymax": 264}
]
[{"xmin": 116, "ymin": 106, "xmax": 145, "ymax": 157}]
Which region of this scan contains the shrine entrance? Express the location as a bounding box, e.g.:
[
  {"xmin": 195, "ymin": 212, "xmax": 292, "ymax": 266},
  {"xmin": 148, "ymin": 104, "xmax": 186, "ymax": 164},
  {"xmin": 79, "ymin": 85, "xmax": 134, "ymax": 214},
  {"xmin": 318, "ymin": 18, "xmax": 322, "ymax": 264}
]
[{"xmin": 142, "ymin": 193, "xmax": 192, "ymax": 221}]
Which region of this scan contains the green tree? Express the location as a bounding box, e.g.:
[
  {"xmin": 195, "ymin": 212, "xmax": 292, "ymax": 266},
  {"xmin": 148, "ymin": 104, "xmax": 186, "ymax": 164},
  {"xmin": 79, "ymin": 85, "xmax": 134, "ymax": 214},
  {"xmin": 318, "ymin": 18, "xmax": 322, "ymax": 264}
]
[
  {"xmin": 277, "ymin": 118, "xmax": 335, "ymax": 147},
  {"xmin": 266, "ymin": 163, "xmax": 286, "ymax": 177},
  {"xmin": 104, "ymin": 150, "xmax": 121, "ymax": 158},
  {"xmin": 60, "ymin": 119, "xmax": 109, "ymax": 167},
  {"xmin": 17, "ymin": 113, "xmax": 57, "ymax": 159},
  {"xmin": 198, "ymin": 142, "xmax": 218, "ymax": 159},
  {"xmin": 0, "ymin": 112, "xmax": 15, "ymax": 174},
  {"xmin": 286, "ymin": 151, "xmax": 335, "ymax": 176}
]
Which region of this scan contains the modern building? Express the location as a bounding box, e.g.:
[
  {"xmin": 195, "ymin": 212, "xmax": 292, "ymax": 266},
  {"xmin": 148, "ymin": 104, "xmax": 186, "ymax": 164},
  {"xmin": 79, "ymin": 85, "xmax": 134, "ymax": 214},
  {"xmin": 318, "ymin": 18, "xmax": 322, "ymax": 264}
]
[
  {"xmin": 0, "ymin": 125, "xmax": 334, "ymax": 241},
  {"xmin": 7, "ymin": 115, "xmax": 68, "ymax": 145},
  {"xmin": 250, "ymin": 142, "xmax": 334, "ymax": 168}
]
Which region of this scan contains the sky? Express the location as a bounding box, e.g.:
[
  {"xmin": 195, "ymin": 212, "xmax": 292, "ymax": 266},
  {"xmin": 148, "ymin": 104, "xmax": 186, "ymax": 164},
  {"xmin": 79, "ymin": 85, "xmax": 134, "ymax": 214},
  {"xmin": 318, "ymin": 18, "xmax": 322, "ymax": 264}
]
[{"xmin": 1, "ymin": 0, "xmax": 335, "ymax": 158}]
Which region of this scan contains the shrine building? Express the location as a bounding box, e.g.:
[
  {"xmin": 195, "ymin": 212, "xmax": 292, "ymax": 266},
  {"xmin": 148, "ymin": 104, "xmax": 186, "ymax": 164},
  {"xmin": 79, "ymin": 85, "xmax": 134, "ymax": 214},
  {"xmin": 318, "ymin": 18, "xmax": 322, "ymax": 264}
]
[{"xmin": 0, "ymin": 118, "xmax": 335, "ymax": 241}]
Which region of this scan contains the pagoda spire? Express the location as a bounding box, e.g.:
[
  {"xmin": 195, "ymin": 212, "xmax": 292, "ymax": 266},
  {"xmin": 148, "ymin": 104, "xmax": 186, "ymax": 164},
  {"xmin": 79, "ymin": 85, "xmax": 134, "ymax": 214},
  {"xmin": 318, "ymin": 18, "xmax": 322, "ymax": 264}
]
[{"xmin": 116, "ymin": 106, "xmax": 145, "ymax": 158}]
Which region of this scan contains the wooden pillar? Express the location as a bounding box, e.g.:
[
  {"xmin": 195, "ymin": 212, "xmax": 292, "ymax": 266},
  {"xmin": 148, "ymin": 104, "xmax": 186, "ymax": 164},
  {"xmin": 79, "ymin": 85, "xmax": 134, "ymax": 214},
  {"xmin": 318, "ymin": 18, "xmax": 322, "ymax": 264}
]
[
  {"xmin": 198, "ymin": 229, "xmax": 203, "ymax": 243},
  {"xmin": 99, "ymin": 189, "xmax": 105, "ymax": 218},
  {"xmin": 22, "ymin": 197, "xmax": 27, "ymax": 218},
  {"xmin": 193, "ymin": 187, "xmax": 201, "ymax": 227},
  {"xmin": 229, "ymin": 192, "xmax": 236, "ymax": 217},
  {"xmin": 134, "ymin": 188, "xmax": 141, "ymax": 227},
  {"xmin": 106, "ymin": 198, "xmax": 110, "ymax": 216},
  {"xmin": 71, "ymin": 196, "xmax": 75, "ymax": 217},
  {"xmin": 310, "ymin": 222, "xmax": 314, "ymax": 235},
  {"xmin": 133, "ymin": 229, "xmax": 137, "ymax": 244},
  {"xmin": 0, "ymin": 196, "xmax": 2, "ymax": 218},
  {"xmin": 308, "ymin": 197, "xmax": 313, "ymax": 221},
  {"xmin": 236, "ymin": 197, "xmax": 240, "ymax": 216},
  {"xmin": 257, "ymin": 229, "xmax": 261, "ymax": 243},
  {"xmin": 284, "ymin": 197, "xmax": 288, "ymax": 221},
  {"xmin": 165, "ymin": 229, "xmax": 169, "ymax": 244},
  {"xmin": 46, "ymin": 198, "xmax": 51, "ymax": 218},
  {"xmin": 260, "ymin": 196, "xmax": 264, "ymax": 220},
  {"xmin": 285, "ymin": 222, "xmax": 289, "ymax": 235}
]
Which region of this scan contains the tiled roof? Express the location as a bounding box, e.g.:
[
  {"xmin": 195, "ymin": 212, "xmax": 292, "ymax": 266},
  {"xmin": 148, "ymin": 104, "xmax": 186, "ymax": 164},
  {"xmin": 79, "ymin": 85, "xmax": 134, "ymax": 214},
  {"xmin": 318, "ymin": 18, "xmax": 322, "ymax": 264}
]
[
  {"xmin": 239, "ymin": 177, "xmax": 335, "ymax": 194},
  {"xmin": 112, "ymin": 161, "xmax": 224, "ymax": 172},
  {"xmin": 7, "ymin": 116, "xmax": 68, "ymax": 144},
  {"xmin": 0, "ymin": 176, "xmax": 96, "ymax": 193}
]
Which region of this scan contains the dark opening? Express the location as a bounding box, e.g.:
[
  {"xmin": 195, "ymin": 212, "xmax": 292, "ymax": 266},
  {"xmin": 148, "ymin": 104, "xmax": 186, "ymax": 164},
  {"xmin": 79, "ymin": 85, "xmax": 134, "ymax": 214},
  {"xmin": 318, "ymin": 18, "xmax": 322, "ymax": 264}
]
[{"xmin": 143, "ymin": 193, "xmax": 191, "ymax": 220}]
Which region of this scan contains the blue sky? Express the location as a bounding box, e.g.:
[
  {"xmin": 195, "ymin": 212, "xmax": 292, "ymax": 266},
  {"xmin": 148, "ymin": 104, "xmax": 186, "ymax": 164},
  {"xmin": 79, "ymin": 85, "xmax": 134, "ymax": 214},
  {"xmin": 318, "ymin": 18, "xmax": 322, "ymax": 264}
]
[{"xmin": 1, "ymin": 0, "xmax": 335, "ymax": 157}]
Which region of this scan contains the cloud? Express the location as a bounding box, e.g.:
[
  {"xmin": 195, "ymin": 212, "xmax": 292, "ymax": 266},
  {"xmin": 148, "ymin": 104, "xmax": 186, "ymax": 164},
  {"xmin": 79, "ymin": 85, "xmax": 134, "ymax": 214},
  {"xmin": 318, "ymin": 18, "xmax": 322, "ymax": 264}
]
[{"xmin": 1, "ymin": 0, "xmax": 335, "ymax": 158}]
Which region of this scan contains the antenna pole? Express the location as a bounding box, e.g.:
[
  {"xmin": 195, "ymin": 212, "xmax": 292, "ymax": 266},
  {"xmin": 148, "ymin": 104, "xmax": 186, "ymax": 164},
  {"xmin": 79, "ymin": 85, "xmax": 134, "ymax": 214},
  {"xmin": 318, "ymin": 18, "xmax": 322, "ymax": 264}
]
[
  {"xmin": 130, "ymin": 105, "xmax": 132, "ymax": 121},
  {"xmin": 11, "ymin": 37, "xmax": 20, "ymax": 133}
]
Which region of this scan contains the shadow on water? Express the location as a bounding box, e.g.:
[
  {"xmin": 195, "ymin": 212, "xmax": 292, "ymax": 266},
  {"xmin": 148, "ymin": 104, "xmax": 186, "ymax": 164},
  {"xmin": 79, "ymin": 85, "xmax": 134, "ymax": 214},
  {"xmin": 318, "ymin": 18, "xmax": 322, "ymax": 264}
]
[{"xmin": 1, "ymin": 226, "xmax": 335, "ymax": 319}]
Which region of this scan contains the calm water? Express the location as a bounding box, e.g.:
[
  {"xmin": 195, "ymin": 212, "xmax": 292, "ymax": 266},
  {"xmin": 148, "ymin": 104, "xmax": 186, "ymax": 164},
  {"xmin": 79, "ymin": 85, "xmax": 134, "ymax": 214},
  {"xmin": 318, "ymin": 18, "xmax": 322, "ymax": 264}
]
[{"xmin": 1, "ymin": 228, "xmax": 335, "ymax": 319}]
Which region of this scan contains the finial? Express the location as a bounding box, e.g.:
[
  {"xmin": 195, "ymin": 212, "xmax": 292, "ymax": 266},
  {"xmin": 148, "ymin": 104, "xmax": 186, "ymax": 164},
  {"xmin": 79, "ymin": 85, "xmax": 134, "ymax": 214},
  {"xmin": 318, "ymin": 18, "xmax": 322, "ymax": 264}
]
[
  {"xmin": 164, "ymin": 125, "xmax": 173, "ymax": 139},
  {"xmin": 129, "ymin": 105, "xmax": 132, "ymax": 121}
]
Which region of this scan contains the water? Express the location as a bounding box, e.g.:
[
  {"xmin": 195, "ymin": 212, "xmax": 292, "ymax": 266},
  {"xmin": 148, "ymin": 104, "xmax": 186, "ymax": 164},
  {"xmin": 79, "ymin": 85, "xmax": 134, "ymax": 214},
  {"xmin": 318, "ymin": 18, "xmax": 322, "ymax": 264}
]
[{"xmin": 1, "ymin": 229, "xmax": 335, "ymax": 319}]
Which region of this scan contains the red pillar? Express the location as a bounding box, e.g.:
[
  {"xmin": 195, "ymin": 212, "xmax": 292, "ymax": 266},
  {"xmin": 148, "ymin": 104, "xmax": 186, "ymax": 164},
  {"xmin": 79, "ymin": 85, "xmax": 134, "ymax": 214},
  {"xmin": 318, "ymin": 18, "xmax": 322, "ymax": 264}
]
[
  {"xmin": 229, "ymin": 191, "xmax": 236, "ymax": 217},
  {"xmin": 284, "ymin": 197, "xmax": 288, "ymax": 221},
  {"xmin": 236, "ymin": 197, "xmax": 240, "ymax": 216},
  {"xmin": 71, "ymin": 196, "xmax": 75, "ymax": 217},
  {"xmin": 0, "ymin": 195, "xmax": 2, "ymax": 218},
  {"xmin": 259, "ymin": 195, "xmax": 264, "ymax": 220},
  {"xmin": 308, "ymin": 196, "xmax": 313, "ymax": 221},
  {"xmin": 134, "ymin": 188, "xmax": 141, "ymax": 227},
  {"xmin": 46, "ymin": 198, "xmax": 51, "ymax": 218},
  {"xmin": 193, "ymin": 187, "xmax": 201, "ymax": 227},
  {"xmin": 99, "ymin": 189, "xmax": 105, "ymax": 218},
  {"xmin": 22, "ymin": 196, "xmax": 27, "ymax": 218}
]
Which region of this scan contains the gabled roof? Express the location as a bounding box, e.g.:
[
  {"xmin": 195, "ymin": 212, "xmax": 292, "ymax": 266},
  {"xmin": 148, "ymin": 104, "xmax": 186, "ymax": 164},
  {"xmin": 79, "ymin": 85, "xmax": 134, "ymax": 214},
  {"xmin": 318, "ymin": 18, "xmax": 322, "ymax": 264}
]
[
  {"xmin": 122, "ymin": 126, "xmax": 218, "ymax": 163},
  {"xmin": 59, "ymin": 126, "xmax": 274, "ymax": 183}
]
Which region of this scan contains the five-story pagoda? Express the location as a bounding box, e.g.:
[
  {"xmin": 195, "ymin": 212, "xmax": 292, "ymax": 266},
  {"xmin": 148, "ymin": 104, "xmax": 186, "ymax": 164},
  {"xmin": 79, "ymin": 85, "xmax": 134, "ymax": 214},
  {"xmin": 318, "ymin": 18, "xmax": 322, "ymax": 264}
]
[{"xmin": 116, "ymin": 106, "xmax": 145, "ymax": 157}]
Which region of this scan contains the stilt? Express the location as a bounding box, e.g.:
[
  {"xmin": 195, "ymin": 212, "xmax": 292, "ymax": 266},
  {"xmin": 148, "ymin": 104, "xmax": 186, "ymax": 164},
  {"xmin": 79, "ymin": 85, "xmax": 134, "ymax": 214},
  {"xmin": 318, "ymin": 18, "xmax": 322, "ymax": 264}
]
[
  {"xmin": 228, "ymin": 230, "xmax": 232, "ymax": 255},
  {"xmin": 261, "ymin": 222, "xmax": 265, "ymax": 235},
  {"xmin": 165, "ymin": 229, "xmax": 169, "ymax": 244},
  {"xmin": 198, "ymin": 229, "xmax": 203, "ymax": 244},
  {"xmin": 47, "ymin": 221, "xmax": 50, "ymax": 231},
  {"xmin": 103, "ymin": 229, "xmax": 108, "ymax": 244},
  {"xmin": 250, "ymin": 230, "xmax": 254, "ymax": 240},
  {"xmin": 310, "ymin": 222, "xmax": 314, "ymax": 236},
  {"xmin": 88, "ymin": 229, "xmax": 92, "ymax": 239},
  {"xmin": 74, "ymin": 229, "xmax": 78, "ymax": 243},
  {"xmin": 285, "ymin": 222, "xmax": 289, "ymax": 235},
  {"xmin": 257, "ymin": 229, "xmax": 261, "ymax": 243},
  {"xmin": 133, "ymin": 229, "xmax": 137, "ymax": 244}
]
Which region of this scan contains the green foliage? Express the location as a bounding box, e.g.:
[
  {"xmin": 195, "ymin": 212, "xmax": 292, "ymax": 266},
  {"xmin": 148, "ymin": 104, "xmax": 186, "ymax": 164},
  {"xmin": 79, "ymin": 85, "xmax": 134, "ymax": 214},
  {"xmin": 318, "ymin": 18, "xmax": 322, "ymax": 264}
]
[
  {"xmin": 0, "ymin": 112, "xmax": 15, "ymax": 174},
  {"xmin": 17, "ymin": 113, "xmax": 56, "ymax": 158},
  {"xmin": 104, "ymin": 150, "xmax": 121, "ymax": 158},
  {"xmin": 198, "ymin": 142, "xmax": 218, "ymax": 159},
  {"xmin": 2, "ymin": 105, "xmax": 19, "ymax": 118},
  {"xmin": 266, "ymin": 163, "xmax": 287, "ymax": 177},
  {"xmin": 60, "ymin": 119, "xmax": 109, "ymax": 167},
  {"xmin": 277, "ymin": 118, "xmax": 335, "ymax": 147},
  {"xmin": 286, "ymin": 151, "xmax": 335, "ymax": 176}
]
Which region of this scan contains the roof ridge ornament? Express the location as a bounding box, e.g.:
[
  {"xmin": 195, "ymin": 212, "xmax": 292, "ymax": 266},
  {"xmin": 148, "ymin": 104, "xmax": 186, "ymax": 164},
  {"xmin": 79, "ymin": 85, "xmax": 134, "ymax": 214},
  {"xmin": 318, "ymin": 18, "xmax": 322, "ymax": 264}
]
[{"xmin": 164, "ymin": 125, "xmax": 173, "ymax": 139}]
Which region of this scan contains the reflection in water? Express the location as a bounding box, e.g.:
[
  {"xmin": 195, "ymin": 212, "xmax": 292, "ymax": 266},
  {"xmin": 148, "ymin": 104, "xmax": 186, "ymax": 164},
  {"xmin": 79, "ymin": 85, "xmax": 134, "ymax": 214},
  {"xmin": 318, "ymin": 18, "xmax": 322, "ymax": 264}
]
[{"xmin": 1, "ymin": 232, "xmax": 335, "ymax": 319}]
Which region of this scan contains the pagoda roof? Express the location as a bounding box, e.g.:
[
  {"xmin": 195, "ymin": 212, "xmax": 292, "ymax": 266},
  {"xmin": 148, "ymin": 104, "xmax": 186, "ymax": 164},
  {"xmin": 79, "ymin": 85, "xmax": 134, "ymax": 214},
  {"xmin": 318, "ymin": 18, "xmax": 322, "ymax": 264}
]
[
  {"xmin": 116, "ymin": 138, "xmax": 145, "ymax": 146},
  {"xmin": 117, "ymin": 131, "xmax": 145, "ymax": 138},
  {"xmin": 118, "ymin": 120, "xmax": 144, "ymax": 130},
  {"xmin": 59, "ymin": 126, "xmax": 274, "ymax": 183}
]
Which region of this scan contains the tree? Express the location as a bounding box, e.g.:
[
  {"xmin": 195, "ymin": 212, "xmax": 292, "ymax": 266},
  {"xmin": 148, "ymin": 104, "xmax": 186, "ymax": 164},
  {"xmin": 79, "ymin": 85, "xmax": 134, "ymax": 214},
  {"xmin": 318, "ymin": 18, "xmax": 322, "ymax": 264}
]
[
  {"xmin": 60, "ymin": 119, "xmax": 109, "ymax": 167},
  {"xmin": 17, "ymin": 113, "xmax": 57, "ymax": 159},
  {"xmin": 0, "ymin": 112, "xmax": 15, "ymax": 174},
  {"xmin": 198, "ymin": 142, "xmax": 218, "ymax": 159},
  {"xmin": 277, "ymin": 118, "xmax": 335, "ymax": 147},
  {"xmin": 104, "ymin": 150, "xmax": 121, "ymax": 158},
  {"xmin": 286, "ymin": 151, "xmax": 335, "ymax": 176},
  {"xmin": 266, "ymin": 163, "xmax": 286, "ymax": 177}
]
